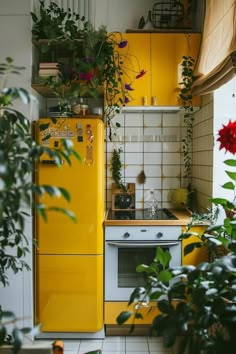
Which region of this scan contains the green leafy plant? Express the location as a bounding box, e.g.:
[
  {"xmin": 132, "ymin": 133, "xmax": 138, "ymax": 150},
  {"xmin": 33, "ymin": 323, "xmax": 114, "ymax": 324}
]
[
  {"xmin": 0, "ymin": 57, "xmax": 79, "ymax": 351},
  {"xmin": 31, "ymin": 1, "xmax": 146, "ymax": 137},
  {"xmin": 110, "ymin": 148, "xmax": 127, "ymax": 192},
  {"xmin": 117, "ymin": 119, "xmax": 236, "ymax": 354},
  {"xmin": 179, "ymin": 54, "xmax": 198, "ymax": 189},
  {"xmin": 30, "ymin": 0, "xmax": 89, "ymax": 40},
  {"xmin": 117, "ymin": 248, "xmax": 236, "ymax": 354}
]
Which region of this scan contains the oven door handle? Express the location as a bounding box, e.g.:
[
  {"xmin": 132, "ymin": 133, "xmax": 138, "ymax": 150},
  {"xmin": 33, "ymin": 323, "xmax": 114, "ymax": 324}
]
[{"xmin": 107, "ymin": 241, "xmax": 180, "ymax": 248}]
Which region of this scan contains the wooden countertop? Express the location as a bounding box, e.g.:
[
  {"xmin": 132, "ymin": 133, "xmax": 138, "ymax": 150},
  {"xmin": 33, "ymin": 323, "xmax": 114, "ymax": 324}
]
[{"xmin": 104, "ymin": 209, "xmax": 191, "ymax": 226}]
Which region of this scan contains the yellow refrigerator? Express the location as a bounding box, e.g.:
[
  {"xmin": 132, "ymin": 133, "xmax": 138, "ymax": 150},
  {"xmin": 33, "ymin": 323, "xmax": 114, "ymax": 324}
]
[{"xmin": 34, "ymin": 117, "xmax": 104, "ymax": 334}]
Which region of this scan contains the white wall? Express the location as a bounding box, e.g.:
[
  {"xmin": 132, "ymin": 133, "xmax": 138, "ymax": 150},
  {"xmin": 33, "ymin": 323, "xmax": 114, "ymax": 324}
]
[
  {"xmin": 213, "ymin": 77, "xmax": 236, "ymax": 222},
  {"xmin": 94, "ymin": 0, "xmax": 156, "ymax": 32},
  {"xmin": 0, "ymin": 0, "xmax": 33, "ymax": 328}
]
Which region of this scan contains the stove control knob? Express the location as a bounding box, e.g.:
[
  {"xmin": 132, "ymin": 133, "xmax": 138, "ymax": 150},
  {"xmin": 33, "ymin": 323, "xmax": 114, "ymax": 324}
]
[
  {"xmin": 123, "ymin": 232, "xmax": 130, "ymax": 238},
  {"xmin": 156, "ymin": 232, "xmax": 163, "ymax": 238}
]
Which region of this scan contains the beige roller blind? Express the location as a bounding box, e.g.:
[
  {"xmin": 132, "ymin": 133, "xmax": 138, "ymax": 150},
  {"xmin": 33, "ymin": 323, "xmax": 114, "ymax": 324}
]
[{"xmin": 192, "ymin": 0, "xmax": 236, "ymax": 95}]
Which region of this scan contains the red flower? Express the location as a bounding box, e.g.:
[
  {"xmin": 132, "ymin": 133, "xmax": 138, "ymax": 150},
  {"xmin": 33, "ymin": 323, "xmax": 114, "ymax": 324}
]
[
  {"xmin": 217, "ymin": 120, "xmax": 236, "ymax": 154},
  {"xmin": 136, "ymin": 69, "xmax": 146, "ymax": 79},
  {"xmin": 79, "ymin": 70, "xmax": 94, "ymax": 81}
]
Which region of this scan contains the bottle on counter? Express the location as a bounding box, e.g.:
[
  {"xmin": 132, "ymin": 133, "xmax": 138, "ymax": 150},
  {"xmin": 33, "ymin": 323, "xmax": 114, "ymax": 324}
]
[{"xmin": 145, "ymin": 189, "xmax": 158, "ymax": 215}]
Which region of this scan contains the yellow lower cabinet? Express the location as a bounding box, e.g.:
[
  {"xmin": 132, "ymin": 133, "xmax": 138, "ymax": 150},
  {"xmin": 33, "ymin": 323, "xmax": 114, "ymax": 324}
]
[
  {"xmin": 182, "ymin": 225, "xmax": 209, "ymax": 266},
  {"xmin": 105, "ymin": 301, "xmax": 159, "ymax": 326}
]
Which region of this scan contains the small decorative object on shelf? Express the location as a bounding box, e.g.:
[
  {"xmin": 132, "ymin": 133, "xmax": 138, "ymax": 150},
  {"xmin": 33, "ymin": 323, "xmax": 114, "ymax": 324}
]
[{"xmin": 151, "ymin": 0, "xmax": 184, "ymax": 29}]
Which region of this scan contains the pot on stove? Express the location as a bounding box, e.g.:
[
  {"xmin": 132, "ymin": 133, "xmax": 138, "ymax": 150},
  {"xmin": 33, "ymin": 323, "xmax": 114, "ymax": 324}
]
[{"xmin": 115, "ymin": 194, "xmax": 132, "ymax": 209}]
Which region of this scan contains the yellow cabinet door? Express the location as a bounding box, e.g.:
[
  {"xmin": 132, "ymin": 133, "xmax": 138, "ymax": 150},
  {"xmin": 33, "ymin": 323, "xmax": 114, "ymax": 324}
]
[
  {"xmin": 118, "ymin": 33, "xmax": 151, "ymax": 106},
  {"xmin": 151, "ymin": 33, "xmax": 201, "ymax": 106},
  {"xmin": 120, "ymin": 33, "xmax": 201, "ymax": 107},
  {"xmin": 182, "ymin": 225, "xmax": 209, "ymax": 266},
  {"xmin": 36, "ymin": 254, "xmax": 103, "ymax": 332}
]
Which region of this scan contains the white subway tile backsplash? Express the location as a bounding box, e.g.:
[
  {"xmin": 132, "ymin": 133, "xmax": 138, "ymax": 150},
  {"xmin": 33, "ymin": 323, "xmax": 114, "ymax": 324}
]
[
  {"xmin": 125, "ymin": 113, "xmax": 143, "ymax": 126},
  {"xmin": 144, "ymin": 142, "xmax": 162, "ymax": 152},
  {"xmin": 162, "ymin": 165, "xmax": 180, "ymax": 177},
  {"xmin": 125, "ymin": 153, "xmax": 143, "ymax": 164},
  {"xmin": 144, "ymin": 152, "xmax": 162, "ymax": 164},
  {"xmin": 144, "ymin": 165, "xmax": 162, "ymax": 177},
  {"xmin": 144, "ymin": 113, "xmax": 162, "ymax": 127},
  {"xmin": 124, "ymin": 142, "xmax": 143, "ymax": 153},
  {"xmin": 163, "ymin": 113, "xmax": 180, "ymax": 126},
  {"xmin": 162, "ymin": 177, "xmax": 180, "ymax": 189},
  {"xmin": 163, "ymin": 142, "xmax": 181, "ymax": 153},
  {"xmin": 162, "ymin": 126, "xmax": 181, "ymax": 138},
  {"xmin": 124, "ymin": 127, "xmax": 144, "ymax": 137},
  {"xmin": 135, "ymin": 189, "xmax": 144, "ymax": 204},
  {"xmin": 143, "ymin": 127, "xmax": 162, "ymax": 137},
  {"xmin": 125, "ymin": 164, "xmax": 143, "ymax": 177},
  {"xmin": 144, "ymin": 177, "xmax": 162, "ymax": 189},
  {"xmin": 162, "ymin": 153, "xmax": 180, "ymax": 165},
  {"xmin": 105, "ymin": 106, "xmax": 211, "ymax": 210}
]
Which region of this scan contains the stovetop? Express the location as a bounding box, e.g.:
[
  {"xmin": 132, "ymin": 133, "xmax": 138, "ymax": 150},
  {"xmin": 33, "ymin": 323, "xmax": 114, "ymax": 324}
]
[{"xmin": 107, "ymin": 208, "xmax": 178, "ymax": 221}]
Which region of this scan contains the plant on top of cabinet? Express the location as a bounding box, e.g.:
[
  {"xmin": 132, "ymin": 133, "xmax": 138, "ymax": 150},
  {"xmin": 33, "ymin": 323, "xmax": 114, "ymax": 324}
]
[{"xmin": 31, "ymin": 1, "xmax": 146, "ymax": 137}]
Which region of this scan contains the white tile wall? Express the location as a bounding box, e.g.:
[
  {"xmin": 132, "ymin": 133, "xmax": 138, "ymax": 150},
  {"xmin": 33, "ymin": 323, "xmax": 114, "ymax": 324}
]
[
  {"xmin": 106, "ymin": 112, "xmax": 183, "ymax": 209},
  {"xmin": 192, "ymin": 93, "xmax": 214, "ymax": 211}
]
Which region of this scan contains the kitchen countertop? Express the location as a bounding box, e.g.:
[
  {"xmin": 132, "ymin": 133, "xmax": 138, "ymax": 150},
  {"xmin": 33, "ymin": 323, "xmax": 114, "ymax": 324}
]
[{"xmin": 104, "ymin": 209, "xmax": 191, "ymax": 226}]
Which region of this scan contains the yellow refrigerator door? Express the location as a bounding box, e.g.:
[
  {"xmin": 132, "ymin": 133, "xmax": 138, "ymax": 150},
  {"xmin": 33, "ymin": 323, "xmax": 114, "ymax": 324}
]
[
  {"xmin": 36, "ymin": 254, "xmax": 103, "ymax": 332},
  {"xmin": 35, "ymin": 118, "xmax": 104, "ymax": 255}
]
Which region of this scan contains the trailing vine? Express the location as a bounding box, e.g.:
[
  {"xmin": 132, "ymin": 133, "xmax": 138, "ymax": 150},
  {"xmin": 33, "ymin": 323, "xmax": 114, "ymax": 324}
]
[
  {"xmin": 179, "ymin": 55, "xmax": 198, "ymax": 188},
  {"xmin": 110, "ymin": 148, "xmax": 127, "ymax": 192}
]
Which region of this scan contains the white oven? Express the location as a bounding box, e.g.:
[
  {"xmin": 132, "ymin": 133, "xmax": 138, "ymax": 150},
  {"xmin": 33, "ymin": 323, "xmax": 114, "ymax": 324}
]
[{"xmin": 105, "ymin": 225, "xmax": 182, "ymax": 301}]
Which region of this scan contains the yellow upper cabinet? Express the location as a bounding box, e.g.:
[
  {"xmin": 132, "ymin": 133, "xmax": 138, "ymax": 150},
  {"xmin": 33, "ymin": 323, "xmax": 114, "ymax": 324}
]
[
  {"xmin": 115, "ymin": 33, "xmax": 151, "ymax": 106},
  {"xmin": 121, "ymin": 32, "xmax": 201, "ymax": 107}
]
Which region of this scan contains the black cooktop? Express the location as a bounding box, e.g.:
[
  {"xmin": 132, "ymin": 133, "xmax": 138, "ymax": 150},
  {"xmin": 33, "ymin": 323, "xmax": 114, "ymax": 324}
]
[{"xmin": 107, "ymin": 208, "xmax": 178, "ymax": 221}]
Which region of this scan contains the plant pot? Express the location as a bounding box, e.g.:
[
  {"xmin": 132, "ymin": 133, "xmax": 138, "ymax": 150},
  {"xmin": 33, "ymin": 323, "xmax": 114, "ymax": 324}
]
[{"xmin": 115, "ymin": 194, "xmax": 132, "ymax": 209}]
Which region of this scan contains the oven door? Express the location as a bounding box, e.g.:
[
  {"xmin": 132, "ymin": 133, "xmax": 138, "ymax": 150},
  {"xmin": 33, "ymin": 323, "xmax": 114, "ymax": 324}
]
[{"xmin": 105, "ymin": 240, "xmax": 181, "ymax": 301}]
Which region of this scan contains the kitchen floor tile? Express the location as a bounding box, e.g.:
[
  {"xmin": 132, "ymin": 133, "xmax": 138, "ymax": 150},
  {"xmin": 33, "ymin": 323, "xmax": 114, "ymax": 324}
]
[
  {"xmin": 79, "ymin": 340, "xmax": 103, "ymax": 352},
  {"xmin": 102, "ymin": 352, "xmax": 126, "ymax": 354},
  {"xmin": 102, "ymin": 341, "xmax": 125, "ymax": 352},
  {"xmin": 126, "ymin": 352, "xmax": 149, "ymax": 354},
  {"xmin": 63, "ymin": 340, "xmax": 81, "ymax": 351},
  {"xmin": 126, "ymin": 341, "xmax": 149, "ymax": 352},
  {"xmin": 104, "ymin": 336, "xmax": 125, "ymax": 342}
]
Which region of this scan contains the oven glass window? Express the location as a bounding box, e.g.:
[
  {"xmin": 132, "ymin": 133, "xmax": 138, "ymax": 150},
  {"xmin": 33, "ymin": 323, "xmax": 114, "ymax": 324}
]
[{"xmin": 118, "ymin": 247, "xmax": 169, "ymax": 288}]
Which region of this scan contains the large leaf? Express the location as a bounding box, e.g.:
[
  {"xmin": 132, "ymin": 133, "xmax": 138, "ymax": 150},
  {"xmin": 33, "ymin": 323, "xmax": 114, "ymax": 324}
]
[
  {"xmin": 116, "ymin": 311, "xmax": 133, "ymax": 325},
  {"xmin": 221, "ymin": 181, "xmax": 235, "ymax": 190},
  {"xmin": 158, "ymin": 299, "xmax": 174, "ymax": 314},
  {"xmin": 226, "ymin": 170, "xmax": 236, "ymax": 181},
  {"xmin": 184, "ymin": 242, "xmax": 203, "ymax": 255},
  {"xmin": 224, "ymin": 159, "xmax": 236, "ymax": 167}
]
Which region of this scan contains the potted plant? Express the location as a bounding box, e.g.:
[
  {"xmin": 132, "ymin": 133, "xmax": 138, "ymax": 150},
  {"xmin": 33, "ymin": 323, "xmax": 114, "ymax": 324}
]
[
  {"xmin": 30, "ymin": 1, "xmax": 146, "ymax": 137},
  {"xmin": 0, "ymin": 57, "xmax": 79, "ymax": 352}
]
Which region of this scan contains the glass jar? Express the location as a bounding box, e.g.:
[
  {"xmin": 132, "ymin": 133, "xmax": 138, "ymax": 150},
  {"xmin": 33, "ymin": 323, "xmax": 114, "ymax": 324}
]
[{"xmin": 145, "ymin": 189, "xmax": 158, "ymax": 215}]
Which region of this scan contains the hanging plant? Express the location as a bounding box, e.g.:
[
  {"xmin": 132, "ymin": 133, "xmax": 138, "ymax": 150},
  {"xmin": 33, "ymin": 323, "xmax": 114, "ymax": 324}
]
[
  {"xmin": 110, "ymin": 148, "xmax": 127, "ymax": 192},
  {"xmin": 31, "ymin": 1, "xmax": 146, "ymax": 138},
  {"xmin": 179, "ymin": 54, "xmax": 198, "ymax": 189}
]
